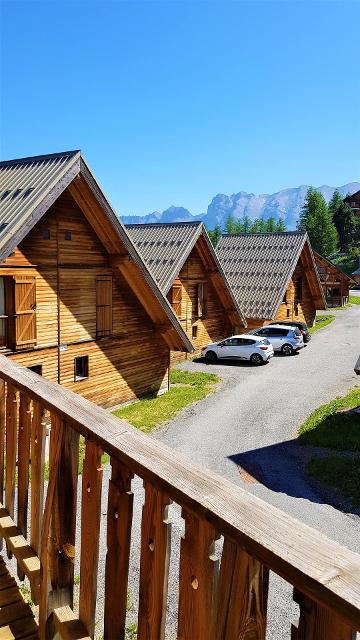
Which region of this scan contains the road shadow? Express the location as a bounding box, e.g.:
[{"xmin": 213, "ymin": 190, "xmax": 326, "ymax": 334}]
[{"xmin": 228, "ymin": 439, "xmax": 360, "ymax": 516}]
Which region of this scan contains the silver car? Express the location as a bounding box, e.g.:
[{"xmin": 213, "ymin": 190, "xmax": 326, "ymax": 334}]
[{"xmin": 252, "ymin": 324, "xmax": 304, "ymax": 355}]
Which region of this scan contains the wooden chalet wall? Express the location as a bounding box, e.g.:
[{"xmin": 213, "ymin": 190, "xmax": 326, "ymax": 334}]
[
  {"xmin": 0, "ymin": 190, "xmax": 169, "ymax": 407},
  {"xmin": 170, "ymin": 245, "xmax": 232, "ymax": 362},
  {"xmin": 315, "ymin": 253, "xmax": 352, "ymax": 307},
  {"xmin": 245, "ymin": 255, "xmax": 317, "ymax": 331}
]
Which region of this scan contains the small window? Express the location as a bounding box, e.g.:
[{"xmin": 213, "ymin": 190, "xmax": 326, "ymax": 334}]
[
  {"xmin": 294, "ymin": 277, "xmax": 303, "ymax": 301},
  {"xmin": 196, "ymin": 283, "xmax": 207, "ymax": 318},
  {"xmin": 295, "ymin": 305, "xmax": 299, "ymax": 316},
  {"xmin": 192, "ymin": 325, "xmax": 198, "ymax": 339},
  {"xmin": 42, "ymin": 229, "xmax": 50, "ymax": 240},
  {"xmin": 64, "ymin": 230, "xmax": 72, "ymax": 241},
  {"xmin": 28, "ymin": 364, "xmax": 42, "ymax": 375},
  {"xmin": 74, "ymin": 355, "xmax": 88, "ymax": 381},
  {"xmin": 286, "ymin": 309, "xmax": 290, "ymax": 318},
  {"xmin": 96, "ymin": 276, "xmax": 112, "ymax": 338}
]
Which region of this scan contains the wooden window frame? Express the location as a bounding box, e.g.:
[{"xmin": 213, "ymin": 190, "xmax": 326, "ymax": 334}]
[
  {"xmin": 74, "ymin": 355, "xmax": 89, "ymax": 382},
  {"xmin": 64, "ymin": 230, "xmax": 72, "ymax": 241},
  {"xmin": 294, "ymin": 277, "xmax": 303, "ymax": 302},
  {"xmin": 170, "ymin": 284, "xmax": 182, "ymax": 316},
  {"xmin": 2, "ymin": 276, "xmax": 37, "ymax": 351},
  {"xmin": 96, "ymin": 275, "xmax": 113, "ymax": 339},
  {"xmin": 192, "ymin": 324, "xmax": 198, "ymax": 340},
  {"xmin": 196, "ymin": 283, "xmax": 207, "ymax": 319}
]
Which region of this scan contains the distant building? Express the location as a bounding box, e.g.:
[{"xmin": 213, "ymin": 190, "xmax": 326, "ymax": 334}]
[
  {"xmin": 344, "ymin": 190, "xmax": 360, "ymax": 217},
  {"xmin": 216, "ymin": 231, "xmax": 326, "ymax": 330},
  {"xmin": 352, "ymin": 257, "xmax": 360, "ymax": 287},
  {"xmin": 314, "ymin": 251, "xmax": 356, "ymax": 307}
]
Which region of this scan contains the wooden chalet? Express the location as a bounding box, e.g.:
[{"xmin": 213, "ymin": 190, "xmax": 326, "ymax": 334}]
[
  {"xmin": 126, "ymin": 222, "xmax": 246, "ymax": 358},
  {"xmin": 344, "ymin": 189, "xmax": 360, "ymax": 217},
  {"xmin": 352, "ymin": 257, "xmax": 360, "ymax": 287},
  {"xmin": 216, "ymin": 231, "xmax": 326, "ymax": 330},
  {"xmin": 0, "ymin": 356, "xmax": 359, "ymax": 637},
  {"xmin": 314, "ymin": 251, "xmax": 356, "ymax": 307},
  {"xmin": 0, "ymin": 151, "xmax": 193, "ymax": 408}
]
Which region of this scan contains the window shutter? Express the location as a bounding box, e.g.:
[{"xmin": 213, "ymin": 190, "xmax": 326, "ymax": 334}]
[
  {"xmin": 13, "ymin": 276, "xmax": 37, "ymax": 348},
  {"xmin": 197, "ymin": 283, "xmax": 207, "ymax": 318},
  {"xmin": 96, "ymin": 275, "xmax": 112, "ymax": 338},
  {"xmin": 171, "ymin": 285, "xmax": 182, "ymax": 316}
]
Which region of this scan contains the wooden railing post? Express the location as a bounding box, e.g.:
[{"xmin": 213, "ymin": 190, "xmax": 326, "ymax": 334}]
[
  {"xmin": 137, "ymin": 483, "xmax": 171, "ymax": 640},
  {"xmin": 5, "ymin": 383, "xmax": 17, "ymax": 559},
  {"xmin": 292, "ymin": 590, "xmax": 356, "ymax": 640},
  {"xmin": 39, "ymin": 416, "xmax": 79, "ymax": 639},
  {"xmin": 178, "ymin": 509, "xmax": 218, "ymax": 640},
  {"xmin": 79, "ymin": 441, "xmax": 103, "ymax": 638},
  {"xmin": 30, "ymin": 401, "xmax": 47, "ymax": 557},
  {"xmin": 104, "ymin": 459, "xmax": 133, "ymax": 640},
  {"xmin": 214, "ymin": 538, "xmax": 269, "ymax": 639},
  {"xmin": 17, "ymin": 392, "xmax": 32, "ymax": 580},
  {"xmin": 0, "ymin": 377, "xmax": 5, "ymax": 551}
]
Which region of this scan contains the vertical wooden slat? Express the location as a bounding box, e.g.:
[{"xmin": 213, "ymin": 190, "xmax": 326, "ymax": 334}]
[
  {"xmin": 177, "ymin": 509, "xmax": 218, "ymax": 640},
  {"xmin": 137, "ymin": 483, "xmax": 171, "ymax": 640},
  {"xmin": 104, "ymin": 459, "xmax": 133, "ymax": 640},
  {"xmin": 292, "ymin": 591, "xmax": 356, "ymax": 640},
  {"xmin": 0, "ymin": 378, "xmax": 5, "ymax": 551},
  {"xmin": 79, "ymin": 441, "xmax": 103, "ymax": 638},
  {"xmin": 214, "ymin": 538, "xmax": 269, "ymax": 639},
  {"xmin": 5, "ymin": 383, "xmax": 17, "ymax": 559},
  {"xmin": 30, "ymin": 402, "xmax": 47, "ymax": 556},
  {"xmin": 39, "ymin": 413, "xmax": 64, "ymax": 640},
  {"xmin": 0, "ymin": 378, "xmax": 5, "ymax": 500},
  {"xmin": 17, "ymin": 392, "xmax": 32, "ymax": 580}
]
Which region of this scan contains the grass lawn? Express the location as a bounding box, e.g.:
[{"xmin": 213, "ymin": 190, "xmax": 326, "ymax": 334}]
[
  {"xmin": 299, "ymin": 386, "xmax": 360, "ymax": 507},
  {"xmin": 330, "ymin": 296, "xmax": 360, "ymax": 311},
  {"xmin": 309, "ymin": 314, "xmax": 335, "ymax": 334},
  {"xmin": 349, "ymin": 295, "xmax": 360, "ymax": 305},
  {"xmin": 307, "ymin": 455, "xmax": 360, "ymax": 507},
  {"xmin": 112, "ymin": 368, "xmax": 220, "ymax": 433},
  {"xmin": 298, "ymin": 386, "xmax": 360, "ymax": 450}
]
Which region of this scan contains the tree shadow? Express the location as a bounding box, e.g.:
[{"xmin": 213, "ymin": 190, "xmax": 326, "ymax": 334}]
[{"xmin": 228, "ymin": 438, "xmax": 360, "ymax": 516}]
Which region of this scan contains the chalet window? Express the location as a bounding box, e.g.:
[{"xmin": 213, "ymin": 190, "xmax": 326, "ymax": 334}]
[
  {"xmin": 74, "ymin": 356, "xmax": 88, "ymax": 381},
  {"xmin": 0, "ymin": 276, "xmax": 37, "ymax": 350},
  {"xmin": 192, "ymin": 325, "xmax": 198, "ymax": 339},
  {"xmin": 295, "ymin": 305, "xmax": 299, "ymax": 316},
  {"xmin": 170, "ymin": 285, "xmax": 182, "ymax": 316},
  {"xmin": 294, "ymin": 277, "xmax": 303, "ymax": 302},
  {"xmin": 286, "ymin": 309, "xmax": 290, "ymax": 318},
  {"xmin": 196, "ymin": 283, "xmax": 207, "ymax": 318},
  {"xmin": 42, "ymin": 229, "xmax": 50, "ymax": 240},
  {"xmin": 28, "ymin": 364, "xmax": 42, "ymax": 375},
  {"xmin": 64, "ymin": 230, "xmax": 72, "ymax": 241},
  {"xmin": 96, "ymin": 275, "xmax": 112, "ymax": 338}
]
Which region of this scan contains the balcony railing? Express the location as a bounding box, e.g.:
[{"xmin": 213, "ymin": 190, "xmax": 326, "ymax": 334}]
[{"xmin": 0, "ymin": 353, "xmax": 359, "ymax": 639}]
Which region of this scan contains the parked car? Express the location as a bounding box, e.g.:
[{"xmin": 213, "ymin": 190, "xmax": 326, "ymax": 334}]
[
  {"xmin": 268, "ymin": 320, "xmax": 311, "ymax": 343},
  {"xmin": 252, "ymin": 324, "xmax": 304, "ymax": 355},
  {"xmin": 201, "ymin": 335, "xmax": 274, "ymax": 365}
]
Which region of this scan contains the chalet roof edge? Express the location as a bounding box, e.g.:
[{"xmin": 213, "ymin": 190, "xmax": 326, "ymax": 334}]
[{"xmin": 0, "ymin": 150, "xmax": 81, "ymax": 167}]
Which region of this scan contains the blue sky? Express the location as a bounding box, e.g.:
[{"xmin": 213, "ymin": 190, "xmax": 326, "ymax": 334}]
[{"xmin": 1, "ymin": 1, "xmax": 359, "ymax": 217}]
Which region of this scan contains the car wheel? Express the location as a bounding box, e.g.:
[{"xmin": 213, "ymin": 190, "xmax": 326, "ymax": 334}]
[
  {"xmin": 205, "ymin": 350, "xmax": 217, "ymax": 364},
  {"xmin": 250, "ymin": 353, "xmax": 263, "ymax": 366},
  {"xmin": 281, "ymin": 343, "xmax": 294, "ymax": 356}
]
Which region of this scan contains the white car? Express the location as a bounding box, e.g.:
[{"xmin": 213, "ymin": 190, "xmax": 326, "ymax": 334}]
[{"xmin": 201, "ymin": 334, "xmax": 274, "ymax": 365}]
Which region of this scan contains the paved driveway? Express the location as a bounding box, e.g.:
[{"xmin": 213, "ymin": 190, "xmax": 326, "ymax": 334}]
[{"xmin": 152, "ymin": 303, "xmax": 360, "ymax": 638}]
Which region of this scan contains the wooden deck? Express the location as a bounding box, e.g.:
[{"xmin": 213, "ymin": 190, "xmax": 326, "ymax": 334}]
[
  {"xmin": 0, "ymin": 354, "xmax": 358, "ymax": 638},
  {"xmin": 0, "ymin": 557, "xmax": 38, "ymax": 639}
]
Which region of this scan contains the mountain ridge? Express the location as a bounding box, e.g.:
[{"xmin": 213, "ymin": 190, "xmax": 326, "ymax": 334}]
[{"xmin": 120, "ymin": 182, "xmax": 360, "ymax": 230}]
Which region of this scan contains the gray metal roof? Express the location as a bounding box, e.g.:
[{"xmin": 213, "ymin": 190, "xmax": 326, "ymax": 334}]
[
  {"xmin": 0, "ymin": 151, "xmax": 81, "ymax": 260},
  {"xmin": 216, "ymin": 231, "xmax": 312, "ymax": 319},
  {"xmin": 0, "ymin": 151, "xmax": 194, "ymax": 352},
  {"xmin": 126, "ymin": 222, "xmax": 203, "ymax": 291},
  {"xmin": 126, "ymin": 221, "xmax": 247, "ymax": 326}
]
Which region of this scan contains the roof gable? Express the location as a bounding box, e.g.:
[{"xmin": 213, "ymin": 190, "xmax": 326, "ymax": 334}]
[
  {"xmin": 313, "ymin": 251, "xmax": 356, "ymax": 284},
  {"xmin": 0, "ymin": 151, "xmax": 193, "ymax": 352},
  {"xmin": 216, "ymin": 231, "xmax": 325, "ymax": 319},
  {"xmin": 126, "ymin": 222, "xmax": 247, "ymax": 326}
]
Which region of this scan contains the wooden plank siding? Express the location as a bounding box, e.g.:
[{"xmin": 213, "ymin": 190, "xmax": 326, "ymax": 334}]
[
  {"xmin": 0, "ymin": 189, "xmax": 171, "ymax": 408},
  {"xmin": 169, "ymin": 246, "xmax": 233, "ymax": 363}
]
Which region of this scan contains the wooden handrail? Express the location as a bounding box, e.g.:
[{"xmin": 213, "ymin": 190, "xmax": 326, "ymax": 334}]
[{"xmin": 0, "ymin": 353, "xmax": 358, "ymax": 637}]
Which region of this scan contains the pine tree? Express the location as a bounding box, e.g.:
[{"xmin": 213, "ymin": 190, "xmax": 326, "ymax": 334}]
[
  {"xmin": 225, "ymin": 213, "xmax": 237, "ymax": 234},
  {"xmin": 208, "ymin": 224, "xmax": 222, "ymax": 247},
  {"xmin": 266, "ymin": 217, "xmax": 277, "ymax": 232},
  {"xmin": 275, "ymin": 218, "xmax": 287, "ymax": 232},
  {"xmin": 329, "ymin": 190, "xmax": 356, "ymax": 252},
  {"xmin": 298, "ymin": 187, "xmax": 338, "ymax": 256}
]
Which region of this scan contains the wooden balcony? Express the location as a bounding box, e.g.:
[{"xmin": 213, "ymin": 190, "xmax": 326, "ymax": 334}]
[{"xmin": 0, "ymin": 354, "xmax": 359, "ymax": 639}]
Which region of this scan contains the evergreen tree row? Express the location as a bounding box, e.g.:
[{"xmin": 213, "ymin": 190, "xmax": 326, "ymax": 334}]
[{"xmin": 208, "ymin": 214, "xmax": 286, "ymax": 247}]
